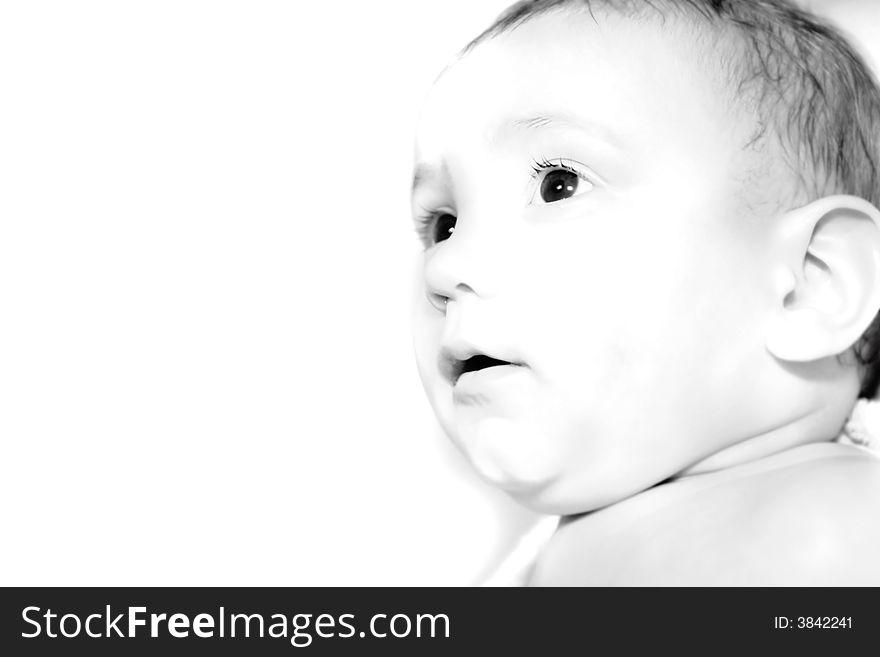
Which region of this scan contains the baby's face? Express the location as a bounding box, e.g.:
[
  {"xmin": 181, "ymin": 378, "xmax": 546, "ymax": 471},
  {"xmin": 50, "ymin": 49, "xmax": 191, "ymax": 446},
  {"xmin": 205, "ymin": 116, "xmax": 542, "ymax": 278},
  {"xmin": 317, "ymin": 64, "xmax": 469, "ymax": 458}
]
[{"xmin": 412, "ymin": 11, "xmax": 783, "ymax": 513}]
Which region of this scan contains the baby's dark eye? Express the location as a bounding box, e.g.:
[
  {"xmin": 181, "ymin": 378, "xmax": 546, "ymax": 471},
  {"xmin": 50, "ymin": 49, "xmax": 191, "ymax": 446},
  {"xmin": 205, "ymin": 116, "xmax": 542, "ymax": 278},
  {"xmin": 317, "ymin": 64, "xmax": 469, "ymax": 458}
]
[
  {"xmin": 540, "ymin": 170, "xmax": 580, "ymax": 203},
  {"xmin": 432, "ymin": 213, "xmax": 457, "ymax": 244},
  {"xmin": 530, "ymin": 158, "xmax": 595, "ymax": 205}
]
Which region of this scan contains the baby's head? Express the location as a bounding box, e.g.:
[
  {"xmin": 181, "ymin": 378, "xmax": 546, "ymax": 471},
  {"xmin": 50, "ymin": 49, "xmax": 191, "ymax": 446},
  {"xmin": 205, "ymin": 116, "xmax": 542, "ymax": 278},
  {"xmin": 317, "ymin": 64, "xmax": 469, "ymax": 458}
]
[{"xmin": 411, "ymin": 0, "xmax": 880, "ymax": 514}]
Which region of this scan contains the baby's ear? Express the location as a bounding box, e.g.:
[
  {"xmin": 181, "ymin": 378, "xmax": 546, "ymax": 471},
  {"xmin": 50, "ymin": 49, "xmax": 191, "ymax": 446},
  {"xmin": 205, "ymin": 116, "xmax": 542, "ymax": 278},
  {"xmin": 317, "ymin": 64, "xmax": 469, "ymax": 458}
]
[{"xmin": 765, "ymin": 195, "xmax": 880, "ymax": 362}]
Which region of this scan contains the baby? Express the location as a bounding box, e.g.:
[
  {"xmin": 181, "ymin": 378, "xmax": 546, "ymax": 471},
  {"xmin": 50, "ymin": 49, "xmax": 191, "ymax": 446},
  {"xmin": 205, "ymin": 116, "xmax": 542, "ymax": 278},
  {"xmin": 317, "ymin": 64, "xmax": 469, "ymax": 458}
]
[{"xmin": 410, "ymin": 0, "xmax": 880, "ymax": 585}]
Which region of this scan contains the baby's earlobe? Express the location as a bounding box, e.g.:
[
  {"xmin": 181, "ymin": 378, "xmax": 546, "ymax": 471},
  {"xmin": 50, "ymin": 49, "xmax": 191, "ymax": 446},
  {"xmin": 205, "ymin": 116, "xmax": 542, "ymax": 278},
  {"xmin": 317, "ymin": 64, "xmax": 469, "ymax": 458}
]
[{"xmin": 765, "ymin": 307, "xmax": 832, "ymax": 361}]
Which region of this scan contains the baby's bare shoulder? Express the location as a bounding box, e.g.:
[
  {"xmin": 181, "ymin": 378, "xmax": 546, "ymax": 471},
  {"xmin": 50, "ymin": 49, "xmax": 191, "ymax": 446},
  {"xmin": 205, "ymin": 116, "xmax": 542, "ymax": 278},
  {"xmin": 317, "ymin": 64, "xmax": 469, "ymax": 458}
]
[
  {"xmin": 734, "ymin": 450, "xmax": 880, "ymax": 584},
  {"xmin": 533, "ymin": 448, "xmax": 880, "ymax": 586}
]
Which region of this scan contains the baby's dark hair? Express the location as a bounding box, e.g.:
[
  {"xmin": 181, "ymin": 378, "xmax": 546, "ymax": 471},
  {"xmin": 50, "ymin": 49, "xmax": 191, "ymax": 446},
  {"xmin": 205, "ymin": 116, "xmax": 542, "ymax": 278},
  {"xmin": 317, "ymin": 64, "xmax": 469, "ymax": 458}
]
[{"xmin": 462, "ymin": 0, "xmax": 880, "ymax": 397}]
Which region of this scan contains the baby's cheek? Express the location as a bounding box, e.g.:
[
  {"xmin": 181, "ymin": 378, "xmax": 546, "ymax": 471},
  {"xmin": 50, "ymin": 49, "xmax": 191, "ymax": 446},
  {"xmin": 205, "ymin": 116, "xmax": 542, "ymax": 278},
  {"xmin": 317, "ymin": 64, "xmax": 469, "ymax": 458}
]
[{"xmin": 412, "ymin": 306, "xmax": 456, "ymax": 424}]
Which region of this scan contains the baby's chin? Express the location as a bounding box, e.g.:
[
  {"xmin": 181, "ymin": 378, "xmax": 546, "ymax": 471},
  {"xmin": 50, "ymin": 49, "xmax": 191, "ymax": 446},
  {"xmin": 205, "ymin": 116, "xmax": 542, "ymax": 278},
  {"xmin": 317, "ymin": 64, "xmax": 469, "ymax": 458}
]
[
  {"xmin": 451, "ymin": 416, "xmax": 632, "ymax": 515},
  {"xmin": 454, "ymin": 416, "xmax": 561, "ymax": 495}
]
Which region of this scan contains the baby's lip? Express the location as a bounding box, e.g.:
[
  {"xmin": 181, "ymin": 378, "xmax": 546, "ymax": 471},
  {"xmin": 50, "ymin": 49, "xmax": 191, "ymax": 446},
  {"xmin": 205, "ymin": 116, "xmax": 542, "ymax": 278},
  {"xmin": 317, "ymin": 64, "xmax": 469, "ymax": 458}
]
[{"xmin": 439, "ymin": 341, "xmax": 526, "ymax": 385}]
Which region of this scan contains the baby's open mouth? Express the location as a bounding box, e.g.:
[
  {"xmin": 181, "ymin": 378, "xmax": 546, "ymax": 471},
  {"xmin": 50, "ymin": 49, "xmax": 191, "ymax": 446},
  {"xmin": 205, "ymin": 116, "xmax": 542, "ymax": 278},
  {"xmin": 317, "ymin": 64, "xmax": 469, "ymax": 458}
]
[
  {"xmin": 452, "ymin": 355, "xmax": 517, "ymax": 384},
  {"xmin": 438, "ymin": 341, "xmax": 526, "ymax": 386}
]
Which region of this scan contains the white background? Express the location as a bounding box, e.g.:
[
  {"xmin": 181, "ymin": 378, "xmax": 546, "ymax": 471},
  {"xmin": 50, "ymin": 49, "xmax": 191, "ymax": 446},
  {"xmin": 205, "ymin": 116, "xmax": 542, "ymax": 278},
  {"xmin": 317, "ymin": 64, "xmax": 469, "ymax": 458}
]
[{"xmin": 0, "ymin": 0, "xmax": 876, "ymax": 586}]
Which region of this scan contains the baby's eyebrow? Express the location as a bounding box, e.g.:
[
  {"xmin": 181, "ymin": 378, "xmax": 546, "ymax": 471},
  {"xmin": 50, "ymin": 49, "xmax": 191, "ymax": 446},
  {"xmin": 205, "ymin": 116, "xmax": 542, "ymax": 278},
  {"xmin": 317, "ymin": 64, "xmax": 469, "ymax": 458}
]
[
  {"xmin": 411, "ymin": 113, "xmax": 623, "ymax": 192},
  {"xmin": 498, "ymin": 112, "xmax": 624, "ymax": 149},
  {"xmin": 411, "ymin": 161, "xmax": 449, "ymax": 194},
  {"xmin": 510, "ymin": 115, "xmax": 557, "ymax": 130}
]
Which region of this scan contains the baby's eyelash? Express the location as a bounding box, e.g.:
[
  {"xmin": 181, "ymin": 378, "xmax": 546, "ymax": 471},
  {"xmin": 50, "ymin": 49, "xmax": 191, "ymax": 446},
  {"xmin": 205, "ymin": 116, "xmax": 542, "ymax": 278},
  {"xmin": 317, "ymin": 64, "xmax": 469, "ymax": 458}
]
[
  {"xmin": 529, "ymin": 156, "xmax": 593, "ymax": 183},
  {"xmin": 413, "ymin": 204, "xmax": 439, "ymax": 247}
]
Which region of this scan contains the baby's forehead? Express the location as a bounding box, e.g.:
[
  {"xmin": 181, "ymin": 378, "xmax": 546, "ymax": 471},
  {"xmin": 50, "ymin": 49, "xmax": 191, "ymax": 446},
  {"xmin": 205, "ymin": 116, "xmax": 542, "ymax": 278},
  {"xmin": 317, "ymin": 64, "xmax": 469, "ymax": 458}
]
[
  {"xmin": 418, "ymin": 11, "xmax": 757, "ymax": 169},
  {"xmin": 430, "ymin": 11, "xmax": 741, "ymax": 123}
]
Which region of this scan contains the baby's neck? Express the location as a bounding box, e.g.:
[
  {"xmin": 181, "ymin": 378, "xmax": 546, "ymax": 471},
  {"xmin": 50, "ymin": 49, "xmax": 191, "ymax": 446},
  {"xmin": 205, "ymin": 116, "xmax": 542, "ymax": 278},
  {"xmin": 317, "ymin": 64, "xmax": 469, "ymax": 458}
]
[
  {"xmin": 557, "ymin": 439, "xmax": 864, "ymax": 536},
  {"xmin": 673, "ymin": 404, "xmax": 845, "ymax": 480}
]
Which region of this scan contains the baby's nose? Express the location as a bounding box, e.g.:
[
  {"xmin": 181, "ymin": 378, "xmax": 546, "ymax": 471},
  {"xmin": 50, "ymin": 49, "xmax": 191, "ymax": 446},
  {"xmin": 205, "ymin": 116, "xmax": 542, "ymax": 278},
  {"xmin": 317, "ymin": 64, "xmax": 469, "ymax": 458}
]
[{"xmin": 423, "ymin": 219, "xmax": 507, "ymax": 308}]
